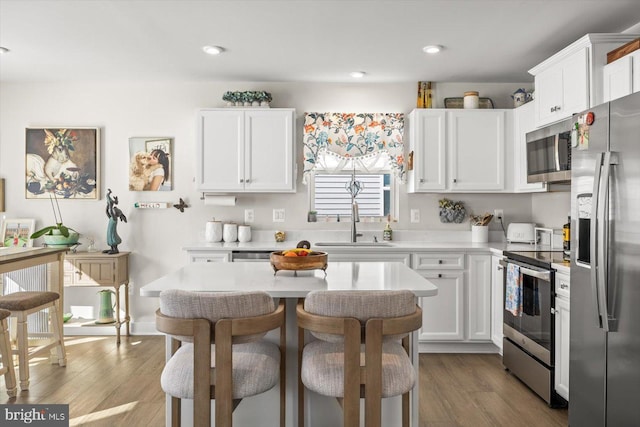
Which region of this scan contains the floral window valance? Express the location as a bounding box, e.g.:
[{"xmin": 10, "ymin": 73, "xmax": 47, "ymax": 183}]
[{"xmin": 302, "ymin": 112, "xmax": 405, "ymax": 184}]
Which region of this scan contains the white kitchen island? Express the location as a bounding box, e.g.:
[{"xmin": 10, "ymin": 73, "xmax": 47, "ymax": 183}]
[{"xmin": 141, "ymin": 261, "xmax": 438, "ymax": 427}]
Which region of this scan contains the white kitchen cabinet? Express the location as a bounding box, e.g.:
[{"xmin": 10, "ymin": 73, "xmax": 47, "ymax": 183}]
[
  {"xmin": 417, "ymin": 271, "xmax": 465, "ymax": 341},
  {"xmin": 407, "ymin": 109, "xmax": 507, "ymax": 193},
  {"xmin": 467, "ymin": 254, "xmax": 491, "ymax": 341},
  {"xmin": 196, "ymin": 108, "xmax": 296, "ymax": 193},
  {"xmin": 188, "ymin": 251, "xmax": 231, "ymax": 263},
  {"xmin": 554, "ymin": 271, "xmax": 570, "ymax": 401},
  {"xmin": 491, "ymin": 255, "xmax": 504, "ymax": 351},
  {"xmin": 513, "ymin": 102, "xmax": 546, "ymax": 193},
  {"xmin": 327, "ymin": 252, "xmax": 410, "ymax": 265},
  {"xmin": 530, "ymin": 34, "xmax": 640, "ymax": 128},
  {"xmin": 448, "ymin": 110, "xmax": 505, "ymax": 191},
  {"xmin": 533, "ymin": 47, "xmax": 588, "ymax": 127},
  {"xmin": 407, "ymin": 110, "xmax": 446, "ymax": 191},
  {"xmin": 603, "ymin": 50, "xmax": 640, "ymax": 102}
]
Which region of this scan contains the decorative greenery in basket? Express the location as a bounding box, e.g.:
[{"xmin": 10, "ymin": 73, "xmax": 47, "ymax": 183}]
[
  {"xmin": 222, "ymin": 91, "xmax": 272, "ymax": 107},
  {"xmin": 439, "ymin": 198, "xmax": 466, "ymax": 223}
]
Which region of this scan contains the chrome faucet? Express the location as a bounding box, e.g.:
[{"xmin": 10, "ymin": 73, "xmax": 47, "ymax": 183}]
[{"xmin": 351, "ymin": 200, "xmax": 363, "ymax": 242}]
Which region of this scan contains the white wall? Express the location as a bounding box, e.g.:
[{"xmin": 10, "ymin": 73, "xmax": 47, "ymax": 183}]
[{"xmin": 0, "ymin": 80, "xmax": 535, "ymax": 328}]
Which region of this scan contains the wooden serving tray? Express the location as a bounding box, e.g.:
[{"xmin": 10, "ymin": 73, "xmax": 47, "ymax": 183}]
[{"xmin": 270, "ymin": 251, "xmax": 328, "ymax": 275}]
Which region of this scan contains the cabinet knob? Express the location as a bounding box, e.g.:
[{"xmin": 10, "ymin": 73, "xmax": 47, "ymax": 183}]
[
  {"xmin": 419, "ymin": 178, "xmax": 425, "ymax": 183},
  {"xmin": 239, "ymin": 179, "xmax": 244, "ymax": 183},
  {"xmin": 438, "ymin": 273, "xmax": 442, "ymax": 278},
  {"xmin": 245, "ymin": 179, "xmax": 251, "ymax": 183},
  {"xmin": 497, "ymin": 266, "xmax": 503, "ymax": 271},
  {"xmin": 453, "ymin": 178, "xmax": 457, "ymax": 183},
  {"xmin": 438, "ymin": 260, "xmax": 443, "ymax": 264}
]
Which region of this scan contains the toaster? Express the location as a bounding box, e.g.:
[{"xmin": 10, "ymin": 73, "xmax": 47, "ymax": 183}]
[{"xmin": 507, "ymin": 223, "xmax": 536, "ymax": 244}]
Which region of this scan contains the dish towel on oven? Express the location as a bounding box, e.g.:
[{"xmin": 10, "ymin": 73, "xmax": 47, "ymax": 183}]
[{"xmin": 505, "ymin": 263, "xmax": 522, "ymax": 316}]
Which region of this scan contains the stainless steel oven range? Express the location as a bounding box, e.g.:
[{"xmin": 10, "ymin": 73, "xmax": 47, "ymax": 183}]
[{"xmin": 501, "ymin": 250, "xmax": 566, "ymax": 407}]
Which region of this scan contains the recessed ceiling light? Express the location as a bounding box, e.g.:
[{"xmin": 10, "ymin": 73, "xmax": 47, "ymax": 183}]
[
  {"xmin": 422, "ymin": 45, "xmax": 443, "ymax": 54},
  {"xmin": 202, "ymin": 45, "xmax": 224, "ymax": 55},
  {"xmin": 0, "ymin": 47, "xmax": 10, "ymax": 54},
  {"xmin": 350, "ymin": 71, "xmax": 366, "ymax": 78}
]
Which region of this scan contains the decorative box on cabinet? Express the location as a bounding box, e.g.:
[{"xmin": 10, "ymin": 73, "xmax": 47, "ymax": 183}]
[
  {"xmin": 64, "ymin": 252, "xmax": 130, "ymax": 344},
  {"xmin": 196, "ymin": 108, "xmax": 296, "ymax": 193},
  {"xmin": 529, "ymin": 33, "xmax": 640, "ymax": 127},
  {"xmin": 407, "ymin": 109, "xmax": 508, "ymax": 193}
]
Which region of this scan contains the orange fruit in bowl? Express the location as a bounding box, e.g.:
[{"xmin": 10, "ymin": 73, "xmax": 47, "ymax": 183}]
[{"xmin": 284, "ymin": 251, "xmax": 298, "ymax": 257}]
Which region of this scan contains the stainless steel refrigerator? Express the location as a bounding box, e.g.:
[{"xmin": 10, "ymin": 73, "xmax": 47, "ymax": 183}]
[{"xmin": 570, "ymin": 90, "xmax": 640, "ymax": 426}]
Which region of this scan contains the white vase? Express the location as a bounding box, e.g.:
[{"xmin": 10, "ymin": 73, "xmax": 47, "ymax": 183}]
[
  {"xmin": 223, "ymin": 223, "xmax": 238, "ymax": 242},
  {"xmin": 238, "ymin": 225, "xmax": 251, "ymax": 242},
  {"xmin": 471, "ymin": 225, "xmax": 488, "ymax": 243},
  {"xmin": 205, "ymin": 221, "xmax": 223, "ymax": 242}
]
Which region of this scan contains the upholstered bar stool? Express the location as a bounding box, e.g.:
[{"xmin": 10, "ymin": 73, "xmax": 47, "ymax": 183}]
[
  {"xmin": 297, "ymin": 290, "xmax": 422, "ymax": 427},
  {"xmin": 156, "ymin": 289, "xmax": 286, "ymax": 427},
  {"xmin": 0, "ymin": 291, "xmax": 66, "ymax": 390},
  {"xmin": 0, "ymin": 308, "xmax": 17, "ymax": 397}
]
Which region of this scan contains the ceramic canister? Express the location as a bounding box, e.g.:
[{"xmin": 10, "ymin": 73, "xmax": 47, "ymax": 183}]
[
  {"xmin": 205, "ymin": 220, "xmax": 223, "ymax": 242},
  {"xmin": 223, "ymin": 223, "xmax": 238, "ymax": 242},
  {"xmin": 463, "ymin": 91, "xmax": 480, "ymax": 109},
  {"xmin": 238, "ymin": 225, "xmax": 252, "ymax": 242}
]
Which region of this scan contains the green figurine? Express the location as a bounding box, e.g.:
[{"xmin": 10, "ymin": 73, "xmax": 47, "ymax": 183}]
[{"xmin": 103, "ymin": 188, "xmax": 127, "ymax": 254}]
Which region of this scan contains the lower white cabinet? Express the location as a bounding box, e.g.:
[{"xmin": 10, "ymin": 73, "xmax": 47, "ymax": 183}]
[
  {"xmin": 490, "ymin": 255, "xmax": 504, "ymax": 351},
  {"xmin": 554, "ymin": 271, "xmax": 571, "ymax": 401},
  {"xmin": 467, "ymin": 254, "xmax": 491, "ymax": 341},
  {"xmin": 188, "ymin": 251, "xmax": 231, "ymax": 263},
  {"xmin": 417, "ymin": 271, "xmax": 465, "ymax": 341},
  {"xmin": 413, "ymin": 252, "xmax": 491, "ymax": 344}
]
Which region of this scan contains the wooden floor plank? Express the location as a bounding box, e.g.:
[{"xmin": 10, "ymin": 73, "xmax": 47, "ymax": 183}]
[{"xmin": 0, "ymin": 337, "xmax": 569, "ymax": 426}]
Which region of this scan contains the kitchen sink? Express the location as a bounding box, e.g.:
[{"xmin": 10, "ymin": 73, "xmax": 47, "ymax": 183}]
[{"xmin": 314, "ymin": 242, "xmax": 394, "ymax": 247}]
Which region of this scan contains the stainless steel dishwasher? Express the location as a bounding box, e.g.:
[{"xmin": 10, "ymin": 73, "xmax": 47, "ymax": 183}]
[{"xmin": 230, "ymin": 250, "xmax": 272, "ymax": 262}]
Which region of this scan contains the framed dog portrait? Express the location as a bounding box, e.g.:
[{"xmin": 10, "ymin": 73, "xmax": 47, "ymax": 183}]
[
  {"xmin": 25, "ymin": 127, "xmax": 100, "ymax": 199},
  {"xmin": 128, "ymin": 137, "xmax": 173, "ymax": 191},
  {"xmin": 1, "ymin": 218, "xmax": 35, "ymax": 248}
]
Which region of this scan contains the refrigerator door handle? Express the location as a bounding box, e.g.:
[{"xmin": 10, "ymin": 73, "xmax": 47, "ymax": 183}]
[
  {"xmin": 598, "ymin": 152, "xmax": 617, "ymax": 332},
  {"xmin": 591, "ymin": 152, "xmax": 605, "ymax": 329}
]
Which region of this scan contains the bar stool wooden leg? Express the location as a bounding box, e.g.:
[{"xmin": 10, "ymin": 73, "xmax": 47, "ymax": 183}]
[{"xmin": 0, "ymin": 317, "xmax": 17, "ymax": 397}]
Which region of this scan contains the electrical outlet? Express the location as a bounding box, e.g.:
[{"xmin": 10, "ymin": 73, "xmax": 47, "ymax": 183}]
[
  {"xmin": 410, "ymin": 209, "xmax": 420, "ymax": 223},
  {"xmin": 244, "ymin": 209, "xmax": 254, "ymax": 223},
  {"xmin": 494, "ymin": 209, "xmax": 504, "ymax": 220},
  {"xmin": 273, "ymin": 209, "xmax": 285, "ymax": 222}
]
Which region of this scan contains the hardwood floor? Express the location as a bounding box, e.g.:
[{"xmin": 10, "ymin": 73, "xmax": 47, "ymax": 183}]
[{"xmin": 0, "ymin": 336, "xmax": 568, "ymax": 426}]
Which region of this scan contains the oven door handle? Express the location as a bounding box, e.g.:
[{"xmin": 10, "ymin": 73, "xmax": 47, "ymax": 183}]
[{"xmin": 499, "ymin": 260, "xmax": 550, "ymax": 281}]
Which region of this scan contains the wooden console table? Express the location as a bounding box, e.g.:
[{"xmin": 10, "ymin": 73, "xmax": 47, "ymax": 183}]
[{"xmin": 64, "ymin": 251, "xmax": 130, "ymax": 344}]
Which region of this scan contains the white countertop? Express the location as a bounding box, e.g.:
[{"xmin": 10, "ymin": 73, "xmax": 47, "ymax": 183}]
[
  {"xmin": 182, "ymin": 240, "xmax": 538, "ymax": 253},
  {"xmin": 140, "ymin": 261, "xmax": 439, "ymax": 298}
]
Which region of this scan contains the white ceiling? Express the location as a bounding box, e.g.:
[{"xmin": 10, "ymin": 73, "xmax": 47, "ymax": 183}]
[{"xmin": 1, "ymin": 0, "xmax": 639, "ymax": 84}]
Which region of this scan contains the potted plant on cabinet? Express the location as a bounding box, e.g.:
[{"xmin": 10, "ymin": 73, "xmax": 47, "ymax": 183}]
[{"xmin": 30, "ymin": 193, "xmax": 79, "ymax": 247}]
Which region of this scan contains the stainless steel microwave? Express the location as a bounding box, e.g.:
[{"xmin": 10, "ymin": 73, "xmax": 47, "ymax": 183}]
[{"xmin": 526, "ymin": 118, "xmax": 573, "ymax": 183}]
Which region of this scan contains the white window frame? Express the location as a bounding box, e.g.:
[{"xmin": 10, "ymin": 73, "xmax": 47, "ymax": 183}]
[{"xmin": 308, "ymin": 158, "xmax": 399, "ymax": 220}]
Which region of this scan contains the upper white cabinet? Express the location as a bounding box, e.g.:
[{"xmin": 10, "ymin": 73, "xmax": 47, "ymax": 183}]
[
  {"xmin": 196, "ymin": 108, "xmax": 296, "ymax": 193},
  {"xmin": 513, "ymin": 102, "xmax": 546, "ymax": 192},
  {"xmin": 407, "ymin": 110, "xmax": 446, "ymax": 191},
  {"xmin": 529, "ymin": 34, "xmax": 640, "ymax": 127},
  {"xmin": 603, "ymin": 50, "xmax": 640, "ymax": 102},
  {"xmin": 408, "ymin": 109, "xmax": 508, "ymax": 193}
]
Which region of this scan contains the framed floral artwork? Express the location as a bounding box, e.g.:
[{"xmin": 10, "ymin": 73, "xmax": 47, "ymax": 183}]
[
  {"xmin": 25, "ymin": 127, "xmax": 100, "ymax": 199},
  {"xmin": 128, "ymin": 137, "xmax": 172, "ymax": 191},
  {"xmin": 1, "ymin": 218, "xmax": 35, "ymax": 248}
]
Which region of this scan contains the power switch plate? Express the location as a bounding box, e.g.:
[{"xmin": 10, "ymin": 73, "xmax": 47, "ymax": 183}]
[
  {"xmin": 244, "ymin": 209, "xmax": 254, "ymax": 223},
  {"xmin": 273, "ymin": 209, "xmax": 285, "ymax": 222},
  {"xmin": 494, "ymin": 209, "xmax": 504, "ymax": 220},
  {"xmin": 410, "ymin": 209, "xmax": 420, "ymax": 223}
]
